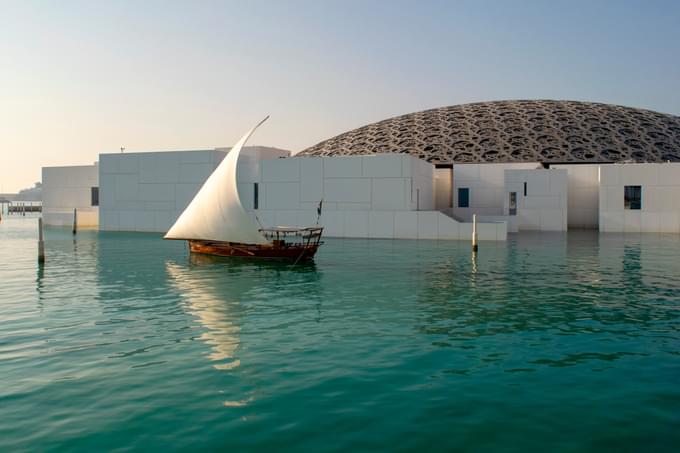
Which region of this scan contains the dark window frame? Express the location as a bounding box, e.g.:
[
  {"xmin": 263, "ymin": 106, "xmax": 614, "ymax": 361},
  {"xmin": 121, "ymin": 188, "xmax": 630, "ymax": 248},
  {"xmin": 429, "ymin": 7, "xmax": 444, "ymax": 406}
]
[
  {"xmin": 253, "ymin": 182, "xmax": 259, "ymax": 210},
  {"xmin": 624, "ymin": 185, "xmax": 642, "ymax": 210},
  {"xmin": 509, "ymin": 191, "xmax": 517, "ymax": 216},
  {"xmin": 91, "ymin": 187, "xmax": 99, "ymax": 207},
  {"xmin": 458, "ymin": 187, "xmax": 470, "ymax": 208}
]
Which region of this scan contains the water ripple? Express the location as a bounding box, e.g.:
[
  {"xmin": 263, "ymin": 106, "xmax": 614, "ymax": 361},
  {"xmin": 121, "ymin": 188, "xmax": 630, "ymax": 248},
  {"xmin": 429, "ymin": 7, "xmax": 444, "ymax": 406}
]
[{"xmin": 0, "ymin": 219, "xmax": 679, "ymax": 451}]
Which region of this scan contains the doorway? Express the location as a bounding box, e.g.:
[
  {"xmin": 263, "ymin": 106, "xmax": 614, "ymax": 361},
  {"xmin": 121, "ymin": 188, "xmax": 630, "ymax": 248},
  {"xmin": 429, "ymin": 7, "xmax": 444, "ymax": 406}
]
[
  {"xmin": 509, "ymin": 192, "xmax": 517, "ymax": 216},
  {"xmin": 434, "ymin": 165, "xmax": 453, "ymax": 210}
]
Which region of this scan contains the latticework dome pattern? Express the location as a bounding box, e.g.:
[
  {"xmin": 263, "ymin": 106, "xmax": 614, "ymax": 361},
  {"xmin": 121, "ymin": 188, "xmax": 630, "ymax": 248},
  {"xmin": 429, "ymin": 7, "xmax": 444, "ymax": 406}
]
[{"xmin": 299, "ymin": 100, "xmax": 680, "ymax": 164}]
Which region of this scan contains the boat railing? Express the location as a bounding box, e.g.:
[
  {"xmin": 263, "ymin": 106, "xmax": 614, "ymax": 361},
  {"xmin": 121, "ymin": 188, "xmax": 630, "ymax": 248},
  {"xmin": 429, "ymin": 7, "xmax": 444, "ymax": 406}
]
[{"xmin": 259, "ymin": 226, "xmax": 324, "ymax": 247}]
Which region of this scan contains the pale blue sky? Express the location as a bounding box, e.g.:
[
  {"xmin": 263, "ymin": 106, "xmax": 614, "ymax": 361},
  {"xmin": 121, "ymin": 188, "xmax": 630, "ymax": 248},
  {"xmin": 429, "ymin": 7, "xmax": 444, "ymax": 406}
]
[{"xmin": 1, "ymin": 0, "xmax": 679, "ymax": 191}]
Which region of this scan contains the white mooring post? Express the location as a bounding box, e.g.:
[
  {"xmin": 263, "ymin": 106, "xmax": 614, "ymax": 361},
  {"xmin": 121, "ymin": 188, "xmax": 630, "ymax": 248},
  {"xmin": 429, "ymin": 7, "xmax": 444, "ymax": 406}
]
[
  {"xmin": 72, "ymin": 208, "xmax": 77, "ymax": 235},
  {"xmin": 472, "ymin": 214, "xmax": 478, "ymax": 253},
  {"xmin": 38, "ymin": 217, "xmax": 45, "ymax": 264}
]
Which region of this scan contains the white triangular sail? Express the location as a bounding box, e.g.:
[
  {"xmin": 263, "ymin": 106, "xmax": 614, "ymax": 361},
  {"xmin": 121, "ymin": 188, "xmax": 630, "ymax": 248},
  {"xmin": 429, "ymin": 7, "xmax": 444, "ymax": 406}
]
[{"xmin": 164, "ymin": 117, "xmax": 269, "ymax": 244}]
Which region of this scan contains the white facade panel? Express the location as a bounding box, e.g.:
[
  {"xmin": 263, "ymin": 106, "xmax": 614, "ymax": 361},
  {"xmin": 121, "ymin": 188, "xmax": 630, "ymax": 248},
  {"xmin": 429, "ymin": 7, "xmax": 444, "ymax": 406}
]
[
  {"xmin": 175, "ymin": 183, "xmax": 203, "ymax": 211},
  {"xmin": 372, "ymin": 178, "xmax": 407, "ymax": 210},
  {"xmin": 344, "ymin": 211, "xmax": 369, "ymax": 237},
  {"xmin": 437, "ymin": 213, "xmax": 459, "ymax": 239},
  {"xmin": 417, "ymin": 211, "xmax": 438, "ymax": 239},
  {"xmin": 114, "ymin": 174, "xmax": 140, "ymax": 202},
  {"xmin": 324, "ymin": 178, "xmax": 371, "ymax": 203},
  {"xmin": 42, "ymin": 164, "xmax": 99, "ymax": 227},
  {"xmin": 409, "ymin": 157, "xmax": 435, "ymax": 211},
  {"xmin": 323, "ymin": 156, "xmax": 363, "ymax": 178},
  {"xmin": 500, "ymin": 169, "xmax": 568, "ymax": 231},
  {"xmin": 274, "ymin": 210, "xmax": 299, "ymax": 227},
  {"xmin": 599, "ymin": 163, "xmax": 680, "ymax": 234},
  {"xmin": 139, "ymin": 154, "xmax": 179, "ymax": 183},
  {"xmin": 100, "ymin": 210, "xmax": 119, "ymax": 231},
  {"xmin": 320, "ymin": 210, "xmax": 344, "ymax": 237},
  {"xmin": 261, "ymin": 158, "xmax": 300, "ymax": 182},
  {"xmin": 179, "ymin": 163, "xmax": 216, "ymax": 184},
  {"xmin": 300, "ymin": 158, "xmax": 323, "ymax": 202},
  {"xmin": 139, "ymin": 183, "xmax": 175, "ymax": 202},
  {"xmin": 394, "ymin": 211, "xmax": 418, "ymax": 239},
  {"xmin": 336, "ymin": 202, "xmax": 371, "ymax": 211},
  {"xmin": 154, "ymin": 210, "xmax": 177, "ymax": 232},
  {"xmin": 99, "ymin": 147, "xmax": 286, "ymax": 232},
  {"xmin": 659, "ymin": 212, "xmax": 680, "ymax": 233},
  {"xmin": 368, "ymin": 211, "xmax": 395, "ymax": 238},
  {"xmin": 94, "ymin": 149, "xmax": 508, "ymax": 240},
  {"xmin": 599, "ymin": 165, "xmax": 620, "ymax": 186},
  {"xmin": 135, "ymin": 210, "xmax": 156, "ymax": 232},
  {"xmin": 453, "ymin": 163, "xmax": 539, "ymax": 222},
  {"xmin": 362, "ymin": 155, "xmax": 403, "ymax": 178},
  {"xmin": 263, "ymin": 182, "xmax": 301, "ymax": 210}
]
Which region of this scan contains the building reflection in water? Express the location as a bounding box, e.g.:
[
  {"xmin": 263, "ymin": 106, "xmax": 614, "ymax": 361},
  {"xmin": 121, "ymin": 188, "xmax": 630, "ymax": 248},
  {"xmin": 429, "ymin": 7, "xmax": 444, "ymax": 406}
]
[{"xmin": 166, "ymin": 258, "xmax": 242, "ymax": 371}]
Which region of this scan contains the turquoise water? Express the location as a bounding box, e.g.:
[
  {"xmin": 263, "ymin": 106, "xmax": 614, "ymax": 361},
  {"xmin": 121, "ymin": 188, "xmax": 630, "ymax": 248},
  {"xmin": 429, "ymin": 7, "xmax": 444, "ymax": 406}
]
[{"xmin": 1, "ymin": 216, "xmax": 679, "ymax": 452}]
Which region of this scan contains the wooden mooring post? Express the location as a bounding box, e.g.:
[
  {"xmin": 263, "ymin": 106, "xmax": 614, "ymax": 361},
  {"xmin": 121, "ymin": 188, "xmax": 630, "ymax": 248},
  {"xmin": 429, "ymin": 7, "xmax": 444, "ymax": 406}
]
[
  {"xmin": 472, "ymin": 214, "xmax": 478, "ymax": 253},
  {"xmin": 38, "ymin": 217, "xmax": 45, "ymax": 264},
  {"xmin": 72, "ymin": 208, "xmax": 77, "ymax": 235}
]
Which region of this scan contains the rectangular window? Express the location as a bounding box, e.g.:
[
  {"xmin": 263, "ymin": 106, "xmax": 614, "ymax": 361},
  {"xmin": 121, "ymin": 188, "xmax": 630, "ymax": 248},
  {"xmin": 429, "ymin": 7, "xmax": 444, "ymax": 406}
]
[
  {"xmin": 509, "ymin": 192, "xmax": 517, "ymax": 216},
  {"xmin": 253, "ymin": 183, "xmax": 259, "ymax": 210},
  {"xmin": 624, "ymin": 185, "xmax": 641, "ymax": 210},
  {"xmin": 91, "ymin": 187, "xmax": 99, "ymax": 206},
  {"xmin": 458, "ymin": 188, "xmax": 470, "ymax": 208},
  {"xmin": 523, "ymin": 182, "xmax": 527, "ymax": 197}
]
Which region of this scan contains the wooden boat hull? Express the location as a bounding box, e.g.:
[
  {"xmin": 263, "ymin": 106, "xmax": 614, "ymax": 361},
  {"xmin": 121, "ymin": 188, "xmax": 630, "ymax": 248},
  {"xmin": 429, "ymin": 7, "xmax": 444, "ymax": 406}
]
[{"xmin": 188, "ymin": 239, "xmax": 320, "ymax": 261}]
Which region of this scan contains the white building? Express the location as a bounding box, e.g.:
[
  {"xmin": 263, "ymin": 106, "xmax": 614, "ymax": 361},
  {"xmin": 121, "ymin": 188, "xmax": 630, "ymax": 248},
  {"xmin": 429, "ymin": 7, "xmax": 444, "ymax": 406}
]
[
  {"xmin": 251, "ymin": 154, "xmax": 505, "ymax": 240},
  {"xmin": 42, "ymin": 164, "xmax": 99, "ymax": 227},
  {"xmin": 452, "ymin": 163, "xmax": 568, "ymax": 232},
  {"xmin": 599, "ymin": 163, "xmax": 680, "ymax": 233},
  {"xmin": 42, "ymin": 151, "xmax": 680, "ymax": 238},
  {"xmin": 38, "ymin": 100, "xmax": 680, "ymax": 237},
  {"xmin": 98, "ymin": 147, "xmax": 289, "ymax": 232},
  {"xmin": 97, "ymin": 151, "xmax": 507, "ymax": 241},
  {"xmin": 447, "ymin": 162, "xmax": 680, "ymax": 234}
]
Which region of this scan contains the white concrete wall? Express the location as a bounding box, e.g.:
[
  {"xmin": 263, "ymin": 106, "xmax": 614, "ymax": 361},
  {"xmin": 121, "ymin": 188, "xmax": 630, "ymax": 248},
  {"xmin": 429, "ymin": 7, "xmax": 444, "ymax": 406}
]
[
  {"xmin": 253, "ymin": 209, "xmax": 506, "ymax": 241},
  {"xmin": 552, "ymin": 164, "xmax": 600, "ymax": 229},
  {"xmin": 599, "ymin": 163, "xmax": 680, "ymax": 233},
  {"xmin": 256, "ymin": 154, "xmax": 434, "ymax": 214},
  {"xmin": 98, "ymin": 150, "xmax": 506, "ymax": 241},
  {"xmin": 504, "ymin": 169, "xmax": 568, "ymax": 231},
  {"xmin": 478, "ymin": 215, "xmax": 519, "ymax": 233},
  {"xmin": 254, "ymin": 154, "xmax": 505, "ymax": 241},
  {"xmin": 99, "ymin": 147, "xmax": 288, "ymax": 232},
  {"xmin": 42, "ymin": 164, "xmax": 99, "ymax": 227},
  {"xmin": 453, "ymin": 162, "xmax": 540, "ymax": 221}
]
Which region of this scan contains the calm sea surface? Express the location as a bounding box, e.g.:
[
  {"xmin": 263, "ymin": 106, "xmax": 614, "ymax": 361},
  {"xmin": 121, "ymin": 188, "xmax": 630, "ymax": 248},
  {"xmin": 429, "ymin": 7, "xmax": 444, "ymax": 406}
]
[{"xmin": 1, "ymin": 216, "xmax": 679, "ymax": 452}]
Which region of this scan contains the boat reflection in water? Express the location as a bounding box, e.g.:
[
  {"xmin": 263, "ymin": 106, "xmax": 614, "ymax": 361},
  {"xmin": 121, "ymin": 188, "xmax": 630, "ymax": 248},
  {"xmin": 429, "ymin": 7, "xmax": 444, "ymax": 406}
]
[
  {"xmin": 166, "ymin": 259, "xmax": 243, "ymax": 371},
  {"xmin": 167, "ymin": 253, "xmax": 320, "ymax": 374}
]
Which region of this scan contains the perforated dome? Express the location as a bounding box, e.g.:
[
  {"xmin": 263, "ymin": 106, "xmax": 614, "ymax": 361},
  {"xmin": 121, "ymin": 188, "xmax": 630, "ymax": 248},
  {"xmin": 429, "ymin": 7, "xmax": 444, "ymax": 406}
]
[{"xmin": 299, "ymin": 100, "xmax": 680, "ymax": 164}]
